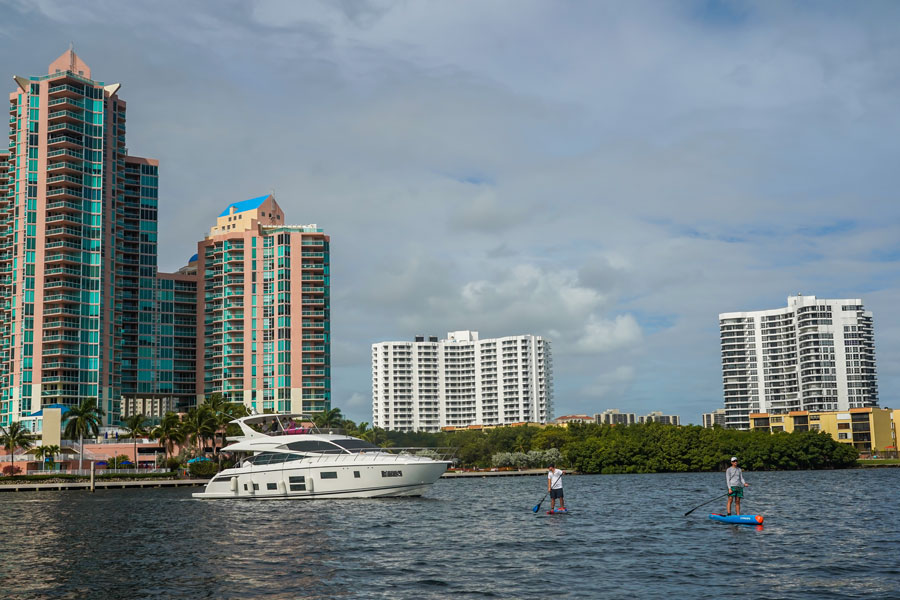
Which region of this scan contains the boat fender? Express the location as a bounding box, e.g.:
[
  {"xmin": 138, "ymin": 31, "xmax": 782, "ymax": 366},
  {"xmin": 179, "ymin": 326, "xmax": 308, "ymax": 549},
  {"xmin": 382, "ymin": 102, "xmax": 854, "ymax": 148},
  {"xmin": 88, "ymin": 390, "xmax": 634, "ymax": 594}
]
[
  {"xmin": 249, "ymin": 480, "xmax": 256, "ymax": 495},
  {"xmin": 307, "ymin": 475, "xmax": 314, "ymax": 493},
  {"xmin": 277, "ymin": 480, "xmax": 286, "ymax": 495},
  {"xmin": 230, "ymin": 477, "xmax": 238, "ymax": 492}
]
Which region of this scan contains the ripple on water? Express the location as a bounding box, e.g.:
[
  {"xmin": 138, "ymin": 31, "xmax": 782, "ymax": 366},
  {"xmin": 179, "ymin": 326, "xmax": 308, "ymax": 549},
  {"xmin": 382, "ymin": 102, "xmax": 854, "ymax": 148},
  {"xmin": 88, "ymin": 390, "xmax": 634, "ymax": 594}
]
[{"xmin": 1, "ymin": 470, "xmax": 898, "ymax": 599}]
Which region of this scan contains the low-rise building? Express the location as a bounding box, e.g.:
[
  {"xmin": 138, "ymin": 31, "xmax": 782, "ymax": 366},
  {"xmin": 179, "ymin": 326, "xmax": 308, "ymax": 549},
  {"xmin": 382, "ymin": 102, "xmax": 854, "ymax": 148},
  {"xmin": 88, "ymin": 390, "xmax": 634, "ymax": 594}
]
[
  {"xmin": 553, "ymin": 414, "xmax": 594, "ymax": 425},
  {"xmin": 748, "ymin": 407, "xmax": 898, "ymax": 456}
]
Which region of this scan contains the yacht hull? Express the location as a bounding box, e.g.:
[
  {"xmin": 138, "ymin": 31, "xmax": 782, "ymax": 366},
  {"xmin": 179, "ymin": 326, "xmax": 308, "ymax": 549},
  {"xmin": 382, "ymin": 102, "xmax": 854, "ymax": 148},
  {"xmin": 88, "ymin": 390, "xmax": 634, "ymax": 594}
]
[{"xmin": 193, "ymin": 459, "xmax": 448, "ymax": 500}]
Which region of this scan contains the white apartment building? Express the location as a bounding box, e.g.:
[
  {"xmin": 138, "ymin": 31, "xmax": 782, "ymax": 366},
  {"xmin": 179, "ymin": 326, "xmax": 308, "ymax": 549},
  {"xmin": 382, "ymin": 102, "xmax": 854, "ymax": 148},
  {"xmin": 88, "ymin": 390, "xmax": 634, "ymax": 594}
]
[
  {"xmin": 720, "ymin": 295, "xmax": 877, "ymax": 430},
  {"xmin": 372, "ymin": 331, "xmax": 553, "ymax": 432}
]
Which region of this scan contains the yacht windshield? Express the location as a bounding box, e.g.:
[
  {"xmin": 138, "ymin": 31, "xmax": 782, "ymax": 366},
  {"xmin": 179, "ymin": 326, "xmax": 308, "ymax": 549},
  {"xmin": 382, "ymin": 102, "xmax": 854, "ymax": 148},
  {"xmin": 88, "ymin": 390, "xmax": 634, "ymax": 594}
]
[
  {"xmin": 282, "ymin": 440, "xmax": 343, "ymax": 453},
  {"xmin": 332, "ymin": 438, "xmax": 380, "ymax": 452},
  {"xmin": 244, "ymin": 452, "xmax": 306, "ymax": 465}
]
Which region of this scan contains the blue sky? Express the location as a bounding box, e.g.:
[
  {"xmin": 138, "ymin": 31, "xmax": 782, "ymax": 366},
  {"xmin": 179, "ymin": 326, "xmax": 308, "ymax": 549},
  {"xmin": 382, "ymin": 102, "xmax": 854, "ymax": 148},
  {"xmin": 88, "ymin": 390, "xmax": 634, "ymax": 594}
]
[{"xmin": 2, "ymin": 0, "xmax": 899, "ymax": 423}]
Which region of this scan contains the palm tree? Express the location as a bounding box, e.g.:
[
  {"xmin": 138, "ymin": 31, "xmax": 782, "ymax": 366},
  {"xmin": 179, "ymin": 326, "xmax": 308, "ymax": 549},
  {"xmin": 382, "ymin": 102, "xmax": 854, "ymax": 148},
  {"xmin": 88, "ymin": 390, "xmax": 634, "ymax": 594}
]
[
  {"xmin": 313, "ymin": 408, "xmax": 343, "ymax": 430},
  {"xmin": 150, "ymin": 411, "xmax": 186, "ymax": 465},
  {"xmin": 371, "ymin": 427, "xmax": 394, "ymax": 448},
  {"xmin": 182, "ymin": 405, "xmax": 217, "ymax": 453},
  {"xmin": 63, "ymin": 398, "xmax": 106, "ymax": 472},
  {"xmin": 355, "ymin": 422, "xmax": 373, "ymax": 442},
  {"xmin": 1, "ymin": 421, "xmax": 33, "ymax": 475},
  {"xmin": 44, "ymin": 444, "xmax": 60, "ymax": 470},
  {"xmin": 203, "ymin": 393, "xmax": 239, "ymax": 452},
  {"xmin": 32, "ymin": 444, "xmax": 56, "ymax": 471},
  {"xmin": 122, "ymin": 413, "xmax": 149, "ymax": 469}
]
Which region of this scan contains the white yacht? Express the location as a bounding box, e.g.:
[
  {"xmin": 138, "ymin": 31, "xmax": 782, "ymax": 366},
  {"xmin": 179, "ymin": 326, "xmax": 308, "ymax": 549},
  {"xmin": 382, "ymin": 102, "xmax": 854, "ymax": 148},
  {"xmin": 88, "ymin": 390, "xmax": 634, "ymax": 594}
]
[{"xmin": 193, "ymin": 414, "xmax": 451, "ymax": 499}]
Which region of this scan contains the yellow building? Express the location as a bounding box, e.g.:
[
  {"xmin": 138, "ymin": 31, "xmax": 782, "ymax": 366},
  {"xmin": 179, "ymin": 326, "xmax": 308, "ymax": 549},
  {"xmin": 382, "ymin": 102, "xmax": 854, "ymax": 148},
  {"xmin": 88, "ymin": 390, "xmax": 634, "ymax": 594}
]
[{"xmin": 749, "ymin": 407, "xmax": 897, "ymax": 456}]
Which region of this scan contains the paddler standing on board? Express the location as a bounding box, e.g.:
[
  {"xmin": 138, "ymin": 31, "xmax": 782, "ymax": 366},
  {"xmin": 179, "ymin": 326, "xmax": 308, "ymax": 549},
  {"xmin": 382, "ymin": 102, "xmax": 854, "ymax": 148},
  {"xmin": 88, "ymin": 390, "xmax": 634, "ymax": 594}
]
[
  {"xmin": 547, "ymin": 463, "xmax": 565, "ymax": 512},
  {"xmin": 726, "ymin": 456, "xmax": 749, "ymax": 515}
]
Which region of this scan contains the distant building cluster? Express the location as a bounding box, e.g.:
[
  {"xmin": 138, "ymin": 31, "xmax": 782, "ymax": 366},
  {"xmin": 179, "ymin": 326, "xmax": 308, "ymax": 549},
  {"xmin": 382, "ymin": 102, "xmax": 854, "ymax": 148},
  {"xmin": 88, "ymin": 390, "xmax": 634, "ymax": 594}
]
[
  {"xmin": 372, "ymin": 331, "xmax": 553, "ymax": 432},
  {"xmin": 1, "ymin": 51, "xmax": 331, "ymax": 433},
  {"xmin": 593, "ymin": 409, "xmax": 680, "ymax": 426}
]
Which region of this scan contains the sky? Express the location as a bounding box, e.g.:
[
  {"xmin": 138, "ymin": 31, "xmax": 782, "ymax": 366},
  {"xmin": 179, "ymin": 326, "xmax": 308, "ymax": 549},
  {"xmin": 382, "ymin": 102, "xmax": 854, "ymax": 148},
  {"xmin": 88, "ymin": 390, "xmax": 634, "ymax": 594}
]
[{"xmin": 2, "ymin": 0, "xmax": 899, "ymax": 424}]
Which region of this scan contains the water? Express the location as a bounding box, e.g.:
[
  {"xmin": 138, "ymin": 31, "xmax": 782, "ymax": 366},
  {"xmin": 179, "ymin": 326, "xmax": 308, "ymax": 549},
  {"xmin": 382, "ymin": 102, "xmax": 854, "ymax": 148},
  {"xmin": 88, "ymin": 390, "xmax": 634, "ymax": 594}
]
[{"xmin": 1, "ymin": 469, "xmax": 898, "ymax": 599}]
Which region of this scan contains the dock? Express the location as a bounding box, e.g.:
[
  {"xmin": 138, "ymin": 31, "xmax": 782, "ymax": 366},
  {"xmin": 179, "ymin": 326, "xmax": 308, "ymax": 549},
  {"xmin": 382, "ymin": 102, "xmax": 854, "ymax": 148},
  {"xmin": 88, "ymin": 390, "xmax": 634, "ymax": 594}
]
[
  {"xmin": 0, "ymin": 479, "xmax": 208, "ymax": 492},
  {"xmin": 442, "ymin": 468, "xmax": 550, "ymax": 478}
]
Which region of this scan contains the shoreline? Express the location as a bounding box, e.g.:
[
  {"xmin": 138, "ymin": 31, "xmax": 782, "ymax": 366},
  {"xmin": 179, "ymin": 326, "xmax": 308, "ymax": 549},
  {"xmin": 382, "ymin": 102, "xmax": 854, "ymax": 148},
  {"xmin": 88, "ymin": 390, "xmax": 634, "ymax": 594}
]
[{"xmin": 1, "ymin": 462, "xmax": 895, "ymax": 492}]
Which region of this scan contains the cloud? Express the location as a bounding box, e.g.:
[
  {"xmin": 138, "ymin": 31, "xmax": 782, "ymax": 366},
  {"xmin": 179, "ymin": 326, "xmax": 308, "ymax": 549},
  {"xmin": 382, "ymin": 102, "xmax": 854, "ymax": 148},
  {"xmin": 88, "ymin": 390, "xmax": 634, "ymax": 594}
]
[{"xmin": 2, "ymin": 1, "xmax": 898, "ymax": 424}]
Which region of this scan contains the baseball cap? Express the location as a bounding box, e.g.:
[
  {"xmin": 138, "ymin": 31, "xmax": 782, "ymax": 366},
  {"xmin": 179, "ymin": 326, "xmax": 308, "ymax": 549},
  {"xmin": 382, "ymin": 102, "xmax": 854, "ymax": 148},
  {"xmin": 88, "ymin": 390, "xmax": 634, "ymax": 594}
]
[{"xmin": 731, "ymin": 457, "xmax": 738, "ymax": 462}]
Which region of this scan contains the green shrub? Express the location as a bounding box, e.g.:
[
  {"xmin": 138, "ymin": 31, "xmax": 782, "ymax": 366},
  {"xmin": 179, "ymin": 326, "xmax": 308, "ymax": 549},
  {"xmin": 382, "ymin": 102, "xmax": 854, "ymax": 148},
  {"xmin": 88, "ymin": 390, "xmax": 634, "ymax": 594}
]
[{"xmin": 188, "ymin": 460, "xmax": 218, "ymax": 477}]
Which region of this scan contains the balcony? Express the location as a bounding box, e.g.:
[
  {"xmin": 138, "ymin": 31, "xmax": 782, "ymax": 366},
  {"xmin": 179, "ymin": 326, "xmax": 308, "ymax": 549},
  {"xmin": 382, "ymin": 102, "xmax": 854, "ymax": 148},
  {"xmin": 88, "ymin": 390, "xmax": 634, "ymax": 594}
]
[
  {"xmin": 47, "ymin": 135, "xmax": 83, "ymax": 149},
  {"xmin": 48, "ymin": 122, "xmax": 85, "ymax": 136},
  {"xmin": 44, "ymin": 252, "xmax": 81, "ymax": 265},
  {"xmin": 46, "ymin": 199, "xmax": 83, "ymax": 212},
  {"xmin": 43, "ymin": 293, "xmax": 80, "ymax": 304},
  {"xmin": 47, "ymin": 109, "xmax": 85, "ymax": 123},
  {"xmin": 46, "ymin": 213, "xmax": 83, "ymax": 226},
  {"xmin": 47, "ymin": 83, "xmax": 85, "ymax": 98},
  {"xmin": 46, "ymin": 187, "xmax": 82, "ymax": 200}
]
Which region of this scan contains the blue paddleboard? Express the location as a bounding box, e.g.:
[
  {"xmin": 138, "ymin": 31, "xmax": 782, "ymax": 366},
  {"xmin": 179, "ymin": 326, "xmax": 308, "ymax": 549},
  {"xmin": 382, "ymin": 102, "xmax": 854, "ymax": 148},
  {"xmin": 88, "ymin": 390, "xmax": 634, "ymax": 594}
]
[
  {"xmin": 546, "ymin": 509, "xmax": 569, "ymax": 514},
  {"xmin": 709, "ymin": 513, "xmax": 763, "ymax": 525}
]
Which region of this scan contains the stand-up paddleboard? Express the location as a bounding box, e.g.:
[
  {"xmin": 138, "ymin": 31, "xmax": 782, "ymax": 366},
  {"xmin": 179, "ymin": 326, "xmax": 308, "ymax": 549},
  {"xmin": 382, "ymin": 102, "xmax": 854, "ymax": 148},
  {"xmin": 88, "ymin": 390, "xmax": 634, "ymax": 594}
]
[
  {"xmin": 546, "ymin": 508, "xmax": 570, "ymax": 514},
  {"xmin": 709, "ymin": 513, "xmax": 763, "ymax": 525}
]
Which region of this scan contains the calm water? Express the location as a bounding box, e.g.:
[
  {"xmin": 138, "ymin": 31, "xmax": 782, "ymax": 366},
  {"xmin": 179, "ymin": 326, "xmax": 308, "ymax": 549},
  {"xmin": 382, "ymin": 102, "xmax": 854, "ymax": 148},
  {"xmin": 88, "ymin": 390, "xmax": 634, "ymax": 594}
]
[{"xmin": 1, "ymin": 469, "xmax": 898, "ymax": 599}]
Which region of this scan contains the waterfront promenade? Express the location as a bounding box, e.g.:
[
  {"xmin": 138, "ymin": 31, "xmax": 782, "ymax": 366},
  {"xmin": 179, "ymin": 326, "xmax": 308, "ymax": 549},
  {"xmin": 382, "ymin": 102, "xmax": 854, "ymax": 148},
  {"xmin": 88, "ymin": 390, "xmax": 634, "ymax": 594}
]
[{"xmin": 0, "ymin": 478, "xmax": 208, "ymax": 493}]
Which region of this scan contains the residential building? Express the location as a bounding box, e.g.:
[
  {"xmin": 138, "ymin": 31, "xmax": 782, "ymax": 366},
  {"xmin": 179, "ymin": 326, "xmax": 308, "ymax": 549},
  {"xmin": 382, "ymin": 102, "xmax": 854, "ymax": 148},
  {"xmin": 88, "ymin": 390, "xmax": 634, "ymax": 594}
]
[
  {"xmin": 2, "ymin": 50, "xmax": 159, "ymax": 428},
  {"xmin": 554, "ymin": 414, "xmax": 593, "ymax": 425},
  {"xmin": 702, "ymin": 408, "xmax": 727, "ymax": 428},
  {"xmin": 748, "ymin": 407, "xmax": 897, "ymax": 456},
  {"xmin": 595, "ymin": 408, "xmax": 636, "ymax": 426},
  {"xmin": 720, "ymin": 295, "xmax": 878, "ymax": 430},
  {"xmin": 196, "ymin": 194, "xmax": 330, "ymax": 415},
  {"xmin": 638, "ymin": 411, "xmax": 680, "ymax": 425},
  {"xmin": 1, "ymin": 51, "xmax": 332, "ymax": 434},
  {"xmin": 372, "ymin": 330, "xmax": 553, "ymax": 432}
]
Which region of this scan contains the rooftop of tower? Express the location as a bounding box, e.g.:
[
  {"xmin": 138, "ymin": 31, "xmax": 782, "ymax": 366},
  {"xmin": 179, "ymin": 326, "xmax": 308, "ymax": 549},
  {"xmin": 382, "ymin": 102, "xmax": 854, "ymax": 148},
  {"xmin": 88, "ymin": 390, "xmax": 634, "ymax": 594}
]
[{"xmin": 218, "ymin": 194, "xmax": 271, "ymax": 217}]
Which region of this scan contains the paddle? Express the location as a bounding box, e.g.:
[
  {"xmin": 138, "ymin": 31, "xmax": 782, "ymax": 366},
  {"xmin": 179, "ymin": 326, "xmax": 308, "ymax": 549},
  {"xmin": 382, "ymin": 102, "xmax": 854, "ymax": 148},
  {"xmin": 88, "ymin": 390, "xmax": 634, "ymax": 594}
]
[
  {"xmin": 533, "ymin": 471, "xmax": 562, "ymax": 513},
  {"xmin": 683, "ymin": 492, "xmax": 730, "ymax": 516}
]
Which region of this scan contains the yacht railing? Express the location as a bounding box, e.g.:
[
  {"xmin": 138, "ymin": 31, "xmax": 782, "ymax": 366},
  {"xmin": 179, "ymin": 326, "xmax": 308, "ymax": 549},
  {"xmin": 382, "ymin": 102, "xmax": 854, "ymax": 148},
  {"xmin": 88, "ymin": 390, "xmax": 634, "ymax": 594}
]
[{"xmin": 238, "ymin": 447, "xmax": 455, "ymax": 467}]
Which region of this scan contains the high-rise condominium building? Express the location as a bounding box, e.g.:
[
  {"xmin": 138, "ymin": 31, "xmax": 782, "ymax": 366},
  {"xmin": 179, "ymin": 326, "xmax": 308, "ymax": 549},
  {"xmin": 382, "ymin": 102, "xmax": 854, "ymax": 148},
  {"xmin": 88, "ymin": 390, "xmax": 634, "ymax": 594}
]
[
  {"xmin": 197, "ymin": 194, "xmax": 330, "ymax": 415},
  {"xmin": 719, "ymin": 295, "xmax": 877, "ymax": 430},
  {"xmin": 2, "ymin": 50, "xmax": 160, "ymax": 428},
  {"xmin": 1, "ymin": 51, "xmax": 331, "ymax": 431},
  {"xmin": 372, "ymin": 330, "xmax": 553, "ymax": 432}
]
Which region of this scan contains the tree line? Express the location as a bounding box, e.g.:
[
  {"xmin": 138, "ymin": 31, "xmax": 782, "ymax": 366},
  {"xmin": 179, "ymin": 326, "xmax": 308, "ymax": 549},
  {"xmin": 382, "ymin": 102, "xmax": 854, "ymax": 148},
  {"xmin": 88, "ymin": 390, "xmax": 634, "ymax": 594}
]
[
  {"xmin": 3, "ymin": 403, "xmax": 859, "ymax": 476},
  {"xmin": 375, "ymin": 421, "xmax": 859, "ymax": 473}
]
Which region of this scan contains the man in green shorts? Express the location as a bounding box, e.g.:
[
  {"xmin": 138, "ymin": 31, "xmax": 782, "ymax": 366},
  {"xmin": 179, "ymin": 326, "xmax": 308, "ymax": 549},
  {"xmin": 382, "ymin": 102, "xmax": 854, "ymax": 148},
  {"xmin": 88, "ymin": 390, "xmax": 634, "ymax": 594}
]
[{"xmin": 726, "ymin": 456, "xmax": 749, "ymax": 515}]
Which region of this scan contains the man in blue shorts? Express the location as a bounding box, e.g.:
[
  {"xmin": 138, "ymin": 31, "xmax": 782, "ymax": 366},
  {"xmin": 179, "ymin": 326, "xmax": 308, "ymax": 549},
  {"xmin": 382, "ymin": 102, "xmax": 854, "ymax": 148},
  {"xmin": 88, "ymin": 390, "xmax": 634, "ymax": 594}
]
[
  {"xmin": 726, "ymin": 456, "xmax": 749, "ymax": 515},
  {"xmin": 547, "ymin": 463, "xmax": 565, "ymax": 512}
]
